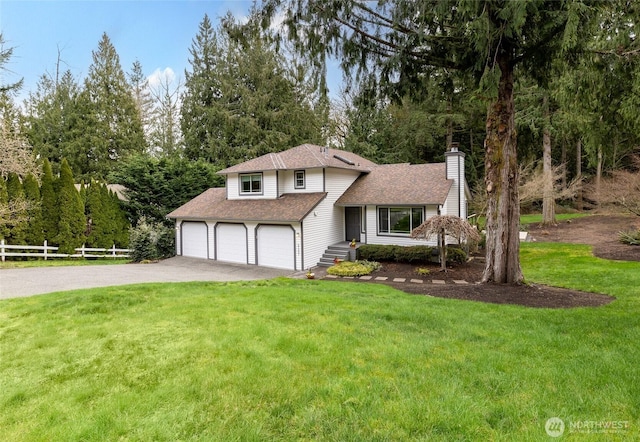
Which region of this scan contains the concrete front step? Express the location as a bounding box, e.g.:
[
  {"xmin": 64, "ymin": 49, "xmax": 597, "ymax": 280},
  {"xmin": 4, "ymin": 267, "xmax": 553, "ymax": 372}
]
[{"xmin": 317, "ymin": 242, "xmax": 360, "ymax": 267}]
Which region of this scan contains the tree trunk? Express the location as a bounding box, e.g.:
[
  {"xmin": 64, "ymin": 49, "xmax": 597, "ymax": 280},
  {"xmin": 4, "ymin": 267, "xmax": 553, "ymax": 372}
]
[
  {"xmin": 481, "ymin": 53, "xmax": 523, "ymax": 284},
  {"xmin": 576, "ymin": 138, "xmax": 583, "ymax": 211},
  {"xmin": 440, "ymin": 228, "xmax": 447, "ymax": 272},
  {"xmin": 595, "ymin": 145, "xmax": 603, "ymax": 208},
  {"xmin": 561, "ymin": 138, "xmax": 567, "ymax": 190},
  {"xmin": 541, "ymin": 118, "xmax": 556, "ymax": 225},
  {"xmin": 446, "ymin": 97, "xmax": 453, "ymax": 150}
]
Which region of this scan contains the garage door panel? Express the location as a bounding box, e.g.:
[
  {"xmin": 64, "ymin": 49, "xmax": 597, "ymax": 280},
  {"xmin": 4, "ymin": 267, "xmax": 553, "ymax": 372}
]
[
  {"xmin": 216, "ymin": 223, "xmax": 247, "ymax": 264},
  {"xmin": 257, "ymin": 225, "xmax": 295, "ymax": 270},
  {"xmin": 181, "ymin": 222, "xmax": 208, "ymax": 259}
]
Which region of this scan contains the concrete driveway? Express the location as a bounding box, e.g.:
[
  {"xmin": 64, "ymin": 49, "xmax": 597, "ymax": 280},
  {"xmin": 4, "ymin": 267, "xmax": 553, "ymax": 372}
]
[{"xmin": 0, "ymin": 257, "xmax": 296, "ymax": 300}]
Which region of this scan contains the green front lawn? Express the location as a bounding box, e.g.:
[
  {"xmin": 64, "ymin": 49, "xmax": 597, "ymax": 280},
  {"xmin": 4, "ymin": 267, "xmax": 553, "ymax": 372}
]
[{"xmin": 1, "ymin": 243, "xmax": 638, "ymax": 440}]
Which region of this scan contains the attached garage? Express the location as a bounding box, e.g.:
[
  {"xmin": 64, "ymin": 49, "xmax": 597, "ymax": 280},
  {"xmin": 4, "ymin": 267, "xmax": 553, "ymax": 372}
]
[
  {"xmin": 181, "ymin": 221, "xmax": 208, "ymax": 259},
  {"xmin": 257, "ymin": 225, "xmax": 295, "ymax": 270},
  {"xmin": 216, "ymin": 223, "xmax": 247, "ymax": 264}
]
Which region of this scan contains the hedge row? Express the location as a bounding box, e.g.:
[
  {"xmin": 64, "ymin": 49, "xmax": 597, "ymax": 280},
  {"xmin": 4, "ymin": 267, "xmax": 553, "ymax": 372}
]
[{"xmin": 356, "ymin": 244, "xmax": 467, "ymax": 264}]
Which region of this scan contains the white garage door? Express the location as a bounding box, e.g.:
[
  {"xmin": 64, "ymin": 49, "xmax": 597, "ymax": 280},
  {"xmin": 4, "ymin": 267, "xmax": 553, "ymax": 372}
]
[
  {"xmin": 257, "ymin": 225, "xmax": 295, "ymax": 270},
  {"xmin": 181, "ymin": 222, "xmax": 208, "ymax": 259},
  {"xmin": 216, "ymin": 223, "xmax": 247, "ymax": 264}
]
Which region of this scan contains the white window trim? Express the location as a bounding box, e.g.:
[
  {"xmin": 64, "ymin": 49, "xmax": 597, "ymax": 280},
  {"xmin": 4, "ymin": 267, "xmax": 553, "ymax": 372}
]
[
  {"xmin": 239, "ymin": 173, "xmax": 263, "ymax": 195},
  {"xmin": 377, "ymin": 206, "xmax": 424, "ymax": 236},
  {"xmin": 294, "ymin": 170, "xmax": 305, "ymax": 189}
]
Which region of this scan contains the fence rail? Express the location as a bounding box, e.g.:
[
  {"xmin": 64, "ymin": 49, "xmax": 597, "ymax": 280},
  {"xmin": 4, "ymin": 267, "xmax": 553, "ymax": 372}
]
[{"xmin": 0, "ymin": 240, "xmax": 130, "ymax": 261}]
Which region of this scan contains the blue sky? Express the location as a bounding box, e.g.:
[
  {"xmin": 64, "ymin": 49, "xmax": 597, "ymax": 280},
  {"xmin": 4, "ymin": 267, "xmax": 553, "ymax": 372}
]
[{"xmin": 1, "ymin": 0, "xmax": 341, "ymax": 102}]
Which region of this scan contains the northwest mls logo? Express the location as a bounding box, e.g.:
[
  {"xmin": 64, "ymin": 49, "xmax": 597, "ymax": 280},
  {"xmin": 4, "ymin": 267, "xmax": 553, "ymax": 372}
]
[{"xmin": 545, "ymin": 417, "xmax": 565, "ymax": 437}]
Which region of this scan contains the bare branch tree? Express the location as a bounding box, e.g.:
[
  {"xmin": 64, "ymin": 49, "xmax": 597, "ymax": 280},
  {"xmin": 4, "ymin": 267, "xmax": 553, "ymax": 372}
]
[
  {"xmin": 591, "ymin": 155, "xmax": 640, "ymax": 216},
  {"xmin": 411, "ymin": 215, "xmax": 480, "ymax": 272},
  {"xmin": 0, "ymin": 126, "xmax": 40, "ymax": 180},
  {"xmin": 517, "ymin": 160, "xmax": 581, "ymax": 223}
]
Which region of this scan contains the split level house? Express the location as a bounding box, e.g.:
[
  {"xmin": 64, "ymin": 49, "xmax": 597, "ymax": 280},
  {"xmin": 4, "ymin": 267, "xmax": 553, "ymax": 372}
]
[{"xmin": 167, "ymin": 144, "xmax": 470, "ymax": 271}]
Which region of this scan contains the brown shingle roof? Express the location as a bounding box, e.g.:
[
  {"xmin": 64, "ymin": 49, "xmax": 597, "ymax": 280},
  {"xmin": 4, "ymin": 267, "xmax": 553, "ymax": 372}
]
[
  {"xmin": 217, "ymin": 144, "xmax": 377, "ymax": 174},
  {"xmin": 167, "ymin": 188, "xmax": 327, "ymax": 222},
  {"xmin": 336, "ymin": 163, "xmax": 452, "ymax": 206}
]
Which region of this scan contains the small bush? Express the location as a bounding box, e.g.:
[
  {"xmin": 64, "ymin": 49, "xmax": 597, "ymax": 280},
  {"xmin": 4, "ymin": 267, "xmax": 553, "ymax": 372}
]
[
  {"xmin": 619, "ymin": 230, "xmax": 640, "ymax": 245},
  {"xmin": 415, "ymin": 267, "xmax": 430, "ymax": 276},
  {"xmin": 356, "ymin": 244, "xmax": 400, "ymax": 262},
  {"xmin": 129, "ymin": 218, "xmax": 175, "ymax": 262},
  {"xmin": 446, "ymin": 247, "xmax": 467, "ymax": 264},
  {"xmin": 357, "ymin": 244, "xmax": 436, "ymax": 263},
  {"xmin": 327, "ymin": 260, "xmax": 381, "ymax": 277},
  {"xmin": 395, "ymin": 245, "xmax": 435, "ymax": 263}
]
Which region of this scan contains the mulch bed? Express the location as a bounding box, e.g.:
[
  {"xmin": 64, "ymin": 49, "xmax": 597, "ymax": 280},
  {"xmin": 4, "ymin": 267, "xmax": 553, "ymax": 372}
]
[{"xmin": 322, "ymin": 214, "xmax": 640, "ymax": 309}]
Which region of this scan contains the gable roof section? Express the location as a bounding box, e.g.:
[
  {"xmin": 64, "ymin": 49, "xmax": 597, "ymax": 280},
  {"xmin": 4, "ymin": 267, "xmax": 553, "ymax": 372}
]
[
  {"xmin": 167, "ymin": 188, "xmax": 327, "ymax": 222},
  {"xmin": 336, "ymin": 163, "xmax": 452, "ymax": 206},
  {"xmin": 217, "ymin": 144, "xmax": 377, "ymax": 175}
]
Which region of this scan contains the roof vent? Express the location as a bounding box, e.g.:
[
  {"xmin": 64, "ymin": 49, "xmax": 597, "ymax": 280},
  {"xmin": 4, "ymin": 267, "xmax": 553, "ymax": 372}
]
[{"xmin": 333, "ymin": 154, "xmax": 355, "ymax": 166}]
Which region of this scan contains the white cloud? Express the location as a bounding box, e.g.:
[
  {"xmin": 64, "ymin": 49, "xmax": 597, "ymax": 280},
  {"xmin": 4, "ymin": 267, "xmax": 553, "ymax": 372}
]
[{"xmin": 147, "ymin": 67, "xmax": 176, "ymax": 89}]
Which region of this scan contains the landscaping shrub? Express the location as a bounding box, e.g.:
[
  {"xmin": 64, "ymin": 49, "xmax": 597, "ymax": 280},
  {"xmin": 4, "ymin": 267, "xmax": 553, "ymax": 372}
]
[
  {"xmin": 357, "ymin": 244, "xmax": 466, "ymax": 264},
  {"xmin": 357, "ymin": 244, "xmax": 435, "ymax": 263},
  {"xmin": 446, "ymin": 247, "xmax": 467, "ymax": 264},
  {"xmin": 327, "ymin": 260, "xmax": 381, "ymax": 277},
  {"xmin": 395, "ymin": 245, "xmax": 435, "ymax": 263},
  {"xmin": 619, "ymin": 230, "xmax": 640, "ymax": 245},
  {"xmin": 129, "ymin": 217, "xmax": 175, "ymax": 262},
  {"xmin": 356, "ymin": 244, "xmax": 400, "ymax": 262}
]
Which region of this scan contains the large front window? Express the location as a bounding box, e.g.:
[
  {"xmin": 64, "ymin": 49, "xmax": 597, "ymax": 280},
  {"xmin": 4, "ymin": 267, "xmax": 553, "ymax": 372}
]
[
  {"xmin": 240, "ymin": 173, "xmax": 262, "ymax": 194},
  {"xmin": 378, "ymin": 207, "xmax": 424, "ymax": 235}
]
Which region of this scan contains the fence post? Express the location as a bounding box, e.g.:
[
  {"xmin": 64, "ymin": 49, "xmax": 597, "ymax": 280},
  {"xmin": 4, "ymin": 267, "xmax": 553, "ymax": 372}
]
[
  {"xmin": 81, "ymin": 244, "xmax": 85, "ymax": 258},
  {"xmin": 44, "ymin": 240, "xmax": 48, "ymax": 260},
  {"xmin": 111, "ymin": 244, "xmax": 116, "ymax": 258},
  {"xmin": 1, "ymin": 239, "xmax": 4, "ymax": 262}
]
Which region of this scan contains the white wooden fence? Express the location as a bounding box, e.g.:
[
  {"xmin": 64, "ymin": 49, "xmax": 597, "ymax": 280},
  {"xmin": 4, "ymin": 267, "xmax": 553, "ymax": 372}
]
[{"xmin": 0, "ymin": 240, "xmax": 130, "ymax": 261}]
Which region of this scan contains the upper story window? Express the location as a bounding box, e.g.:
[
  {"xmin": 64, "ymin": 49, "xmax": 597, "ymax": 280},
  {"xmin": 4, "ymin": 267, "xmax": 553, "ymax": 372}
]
[
  {"xmin": 378, "ymin": 207, "xmax": 424, "ymax": 235},
  {"xmin": 240, "ymin": 173, "xmax": 262, "ymax": 194},
  {"xmin": 294, "ymin": 170, "xmax": 305, "ymax": 189}
]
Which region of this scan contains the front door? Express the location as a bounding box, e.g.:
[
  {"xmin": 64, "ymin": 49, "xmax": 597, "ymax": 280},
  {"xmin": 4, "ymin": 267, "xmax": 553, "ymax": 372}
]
[{"xmin": 345, "ymin": 207, "xmax": 361, "ymax": 242}]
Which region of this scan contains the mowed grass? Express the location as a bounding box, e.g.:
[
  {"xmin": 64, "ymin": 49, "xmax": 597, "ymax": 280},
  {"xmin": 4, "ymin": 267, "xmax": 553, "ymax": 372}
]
[
  {"xmin": 0, "ymin": 258, "xmax": 129, "ymax": 269},
  {"xmin": 519, "ymin": 212, "xmax": 587, "ymax": 227},
  {"xmin": 1, "ymin": 244, "xmax": 639, "ymax": 440}
]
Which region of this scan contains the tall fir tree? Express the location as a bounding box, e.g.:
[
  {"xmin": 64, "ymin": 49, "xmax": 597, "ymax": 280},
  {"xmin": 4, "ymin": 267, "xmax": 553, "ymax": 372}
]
[
  {"xmin": 54, "ymin": 159, "xmax": 85, "ymax": 253},
  {"xmin": 6, "ymin": 172, "xmax": 26, "ymax": 244},
  {"xmin": 40, "ymin": 159, "xmax": 59, "ymax": 242},
  {"xmin": 180, "ymin": 14, "xmax": 222, "ymax": 162},
  {"xmin": 77, "ymin": 33, "xmax": 146, "ymax": 179},
  {"xmin": 128, "ymin": 59, "xmax": 154, "ymax": 142},
  {"xmin": 23, "ymin": 173, "xmax": 44, "ymax": 245},
  {"xmin": 84, "ymin": 180, "xmax": 107, "ymax": 248},
  {"xmin": 24, "ymin": 71, "xmax": 83, "ymax": 176},
  {"xmin": 181, "ymin": 13, "xmax": 324, "ymax": 168}
]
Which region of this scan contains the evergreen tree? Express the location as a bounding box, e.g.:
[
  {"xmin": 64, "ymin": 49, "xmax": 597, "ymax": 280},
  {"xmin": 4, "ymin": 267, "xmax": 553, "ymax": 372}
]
[
  {"xmin": 110, "ymin": 154, "xmax": 221, "ymax": 226},
  {"xmin": 77, "ymin": 33, "xmax": 146, "ymax": 178},
  {"xmin": 24, "ymin": 71, "xmax": 83, "ymax": 176},
  {"xmin": 6, "ymin": 172, "xmax": 26, "ymax": 244},
  {"xmin": 260, "ymin": 0, "xmax": 603, "ymax": 284},
  {"xmin": 128, "ymin": 59, "xmax": 154, "ymax": 141},
  {"xmin": 181, "ymin": 13, "xmax": 324, "ymax": 168},
  {"xmin": 40, "ymin": 159, "xmax": 59, "ymax": 242},
  {"xmin": 85, "ymin": 181, "xmax": 108, "ymax": 248},
  {"xmin": 109, "ymin": 188, "xmax": 130, "ymax": 248},
  {"xmin": 54, "ymin": 159, "xmax": 85, "ymax": 253},
  {"xmin": 23, "ymin": 173, "xmax": 44, "ymax": 245}
]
